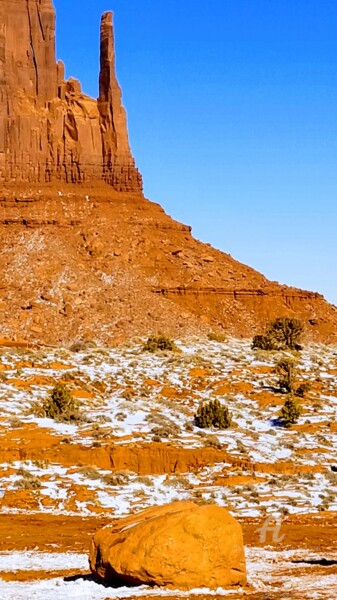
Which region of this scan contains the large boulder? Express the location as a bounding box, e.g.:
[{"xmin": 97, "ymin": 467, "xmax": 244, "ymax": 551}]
[{"xmin": 89, "ymin": 502, "xmax": 246, "ymax": 590}]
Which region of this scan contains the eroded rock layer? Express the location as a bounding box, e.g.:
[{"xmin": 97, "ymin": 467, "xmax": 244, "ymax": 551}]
[
  {"xmin": 0, "ymin": 2, "xmax": 142, "ymax": 191},
  {"xmin": 0, "ymin": 183, "xmax": 336, "ymax": 345}
]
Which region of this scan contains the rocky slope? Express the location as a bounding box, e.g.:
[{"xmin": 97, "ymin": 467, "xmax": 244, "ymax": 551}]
[
  {"xmin": 0, "ymin": 182, "xmax": 336, "ymax": 344},
  {"xmin": 0, "ymin": 1, "xmax": 336, "ymax": 344}
]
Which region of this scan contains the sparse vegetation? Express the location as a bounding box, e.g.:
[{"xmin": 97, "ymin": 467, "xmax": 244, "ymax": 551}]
[
  {"xmin": 9, "ymin": 417, "xmax": 23, "ymax": 428},
  {"xmin": 151, "ymin": 425, "xmax": 180, "ymax": 438},
  {"xmin": 275, "ymin": 358, "xmax": 311, "ymax": 397},
  {"xmin": 207, "ymin": 332, "xmax": 226, "ymax": 343},
  {"xmin": 295, "ymin": 381, "xmax": 312, "ymax": 397},
  {"xmin": 275, "ymin": 358, "xmax": 296, "ymax": 393},
  {"xmin": 15, "ymin": 468, "xmax": 41, "ymax": 490},
  {"xmin": 204, "ymin": 435, "xmax": 222, "ymax": 449},
  {"xmin": 142, "ymin": 334, "xmax": 178, "ymax": 353},
  {"xmin": 194, "ymin": 399, "xmax": 232, "ymax": 429},
  {"xmin": 69, "ymin": 340, "xmax": 96, "ymax": 353},
  {"xmin": 102, "ymin": 471, "xmax": 130, "ymax": 486},
  {"xmin": 280, "ymin": 395, "xmax": 302, "ymax": 427},
  {"xmin": 42, "ymin": 383, "xmax": 81, "ymax": 422},
  {"xmin": 252, "ymin": 334, "xmax": 275, "ymax": 351},
  {"xmin": 77, "ymin": 466, "xmax": 101, "ymax": 480},
  {"xmin": 1, "ymin": 335, "xmax": 337, "ymax": 528},
  {"xmin": 252, "ymin": 317, "xmax": 304, "ymax": 351}
]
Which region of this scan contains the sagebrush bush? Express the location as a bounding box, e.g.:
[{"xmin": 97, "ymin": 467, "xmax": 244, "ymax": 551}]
[
  {"xmin": 43, "ymin": 383, "xmax": 81, "ymax": 422},
  {"xmin": 207, "ymin": 332, "xmax": 226, "ymax": 343},
  {"xmin": 252, "ymin": 334, "xmax": 275, "ymax": 351},
  {"xmin": 267, "ymin": 317, "xmax": 304, "ymax": 350},
  {"xmin": 204, "ymin": 435, "xmax": 222, "ymax": 449},
  {"xmin": 194, "ymin": 399, "xmax": 231, "ymax": 429},
  {"xmin": 15, "ymin": 468, "xmax": 41, "ymax": 490},
  {"xmin": 252, "ymin": 317, "xmax": 304, "ymax": 351},
  {"xmin": 142, "ymin": 334, "xmax": 178, "ymax": 353},
  {"xmin": 275, "ymin": 358, "xmax": 296, "ymax": 393},
  {"xmin": 274, "ymin": 359, "xmax": 310, "ymax": 397},
  {"xmin": 280, "ymin": 395, "xmax": 302, "ymax": 427},
  {"xmin": 295, "ymin": 381, "xmax": 312, "ymax": 397}
]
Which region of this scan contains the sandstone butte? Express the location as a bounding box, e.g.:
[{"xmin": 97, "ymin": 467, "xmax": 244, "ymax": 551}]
[
  {"xmin": 0, "ymin": 0, "xmax": 336, "ymax": 345},
  {"xmin": 90, "ymin": 502, "xmax": 247, "ymax": 590}
]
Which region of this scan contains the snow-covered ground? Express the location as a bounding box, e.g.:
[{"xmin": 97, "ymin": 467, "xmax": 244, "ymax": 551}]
[
  {"xmin": 0, "ymin": 547, "xmax": 336, "ymax": 599},
  {"xmin": 0, "ymin": 337, "xmax": 336, "ymax": 518}
]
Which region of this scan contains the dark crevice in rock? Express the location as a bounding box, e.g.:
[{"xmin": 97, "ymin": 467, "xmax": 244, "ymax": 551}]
[{"xmin": 26, "ymin": 0, "xmax": 39, "ymax": 96}]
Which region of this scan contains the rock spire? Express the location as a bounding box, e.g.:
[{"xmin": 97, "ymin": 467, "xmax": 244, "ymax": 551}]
[{"xmin": 0, "ymin": 2, "xmax": 142, "ymax": 191}]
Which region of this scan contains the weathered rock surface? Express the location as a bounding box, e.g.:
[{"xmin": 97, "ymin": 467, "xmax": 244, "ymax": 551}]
[
  {"xmin": 90, "ymin": 502, "xmax": 246, "ymax": 589},
  {"xmin": 0, "ymin": 182, "xmax": 337, "ymax": 344},
  {"xmin": 0, "ymin": 1, "xmax": 141, "ymax": 191}
]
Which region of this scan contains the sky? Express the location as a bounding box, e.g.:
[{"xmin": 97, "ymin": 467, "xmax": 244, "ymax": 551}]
[{"xmin": 54, "ymin": 0, "xmax": 337, "ymax": 306}]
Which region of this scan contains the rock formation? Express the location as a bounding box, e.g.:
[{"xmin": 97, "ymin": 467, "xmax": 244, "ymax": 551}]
[
  {"xmin": 90, "ymin": 502, "xmax": 247, "ymax": 589},
  {"xmin": 0, "ymin": 182, "xmax": 337, "ymax": 344},
  {"xmin": 0, "ymin": 1, "xmax": 142, "ymax": 191},
  {"xmin": 0, "ymin": 3, "xmax": 336, "ymax": 344}
]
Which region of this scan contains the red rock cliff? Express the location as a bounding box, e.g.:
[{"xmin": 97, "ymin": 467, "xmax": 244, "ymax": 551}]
[{"xmin": 0, "ymin": 2, "xmax": 142, "ymax": 191}]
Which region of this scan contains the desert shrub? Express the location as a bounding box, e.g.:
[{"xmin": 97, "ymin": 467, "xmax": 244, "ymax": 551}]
[
  {"xmin": 77, "ymin": 466, "xmax": 101, "ymax": 480},
  {"xmin": 275, "ymin": 359, "xmax": 310, "ymax": 397},
  {"xmin": 267, "ymin": 317, "xmax": 304, "ymax": 350},
  {"xmin": 16, "ymin": 477, "xmax": 41, "ymax": 490},
  {"xmin": 194, "ymin": 399, "xmax": 232, "ymax": 429},
  {"xmin": 275, "ymin": 358, "xmax": 296, "ymax": 393},
  {"xmin": 280, "ymin": 395, "xmax": 302, "ymax": 427},
  {"xmin": 42, "ymin": 383, "xmax": 81, "ymax": 422},
  {"xmin": 165, "ymin": 475, "xmax": 193, "ymax": 490},
  {"xmin": 9, "ymin": 417, "xmax": 23, "ymax": 428},
  {"xmin": 142, "ymin": 335, "xmax": 178, "ymax": 353},
  {"xmin": 252, "ymin": 317, "xmax": 304, "ymax": 351},
  {"xmin": 252, "ymin": 334, "xmax": 276, "ymax": 351},
  {"xmin": 204, "ymin": 435, "xmax": 222, "ymax": 449},
  {"xmin": 15, "ymin": 469, "xmax": 41, "ymax": 490},
  {"xmin": 295, "ymin": 382, "xmax": 312, "ymax": 397},
  {"xmin": 207, "ymin": 332, "xmax": 226, "ymax": 343},
  {"xmin": 151, "ymin": 425, "xmax": 179, "ymax": 438},
  {"xmin": 146, "ymin": 413, "xmax": 181, "ymax": 436},
  {"xmin": 102, "ymin": 471, "xmax": 131, "ymax": 486}
]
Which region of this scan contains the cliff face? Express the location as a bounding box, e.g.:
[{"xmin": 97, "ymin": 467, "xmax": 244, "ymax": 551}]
[
  {"xmin": 98, "ymin": 13, "xmax": 143, "ymax": 192},
  {"xmin": 0, "ymin": 2, "xmax": 142, "ymax": 191}
]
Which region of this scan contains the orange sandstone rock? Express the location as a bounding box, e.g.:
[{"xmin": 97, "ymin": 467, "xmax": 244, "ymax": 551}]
[
  {"xmin": 0, "ymin": 1, "xmax": 141, "ymax": 191},
  {"xmin": 90, "ymin": 502, "xmax": 246, "ymax": 589}
]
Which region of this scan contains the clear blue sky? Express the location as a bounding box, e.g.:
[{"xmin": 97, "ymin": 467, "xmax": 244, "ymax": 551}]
[{"xmin": 54, "ymin": 0, "xmax": 337, "ymax": 306}]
